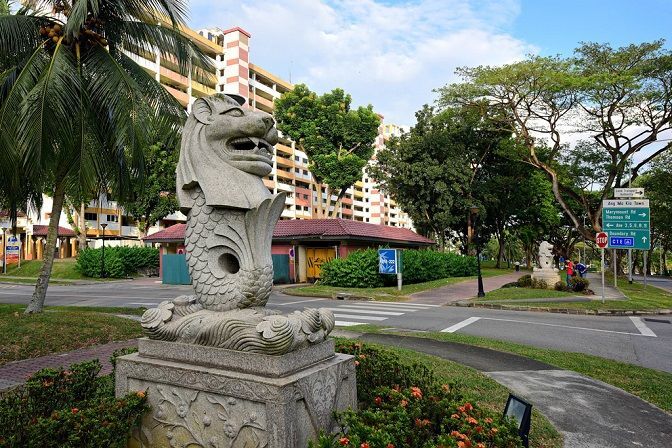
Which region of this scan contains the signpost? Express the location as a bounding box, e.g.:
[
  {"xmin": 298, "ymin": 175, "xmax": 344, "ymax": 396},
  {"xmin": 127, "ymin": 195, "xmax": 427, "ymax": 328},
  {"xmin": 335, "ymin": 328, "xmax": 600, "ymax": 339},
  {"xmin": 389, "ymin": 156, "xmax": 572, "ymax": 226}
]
[
  {"xmin": 5, "ymin": 235, "xmax": 20, "ymax": 268},
  {"xmin": 602, "ymin": 199, "xmax": 651, "ymax": 250},
  {"xmin": 379, "ymin": 248, "xmax": 402, "ymax": 291},
  {"xmin": 596, "ymin": 232, "xmax": 608, "ymax": 303},
  {"xmin": 614, "ymin": 188, "xmax": 645, "ymax": 198}
]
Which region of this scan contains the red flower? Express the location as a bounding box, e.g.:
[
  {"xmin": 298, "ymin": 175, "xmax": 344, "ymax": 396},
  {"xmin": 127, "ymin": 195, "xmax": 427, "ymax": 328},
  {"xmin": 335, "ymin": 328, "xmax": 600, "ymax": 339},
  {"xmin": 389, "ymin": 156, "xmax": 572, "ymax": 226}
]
[
  {"xmin": 464, "ymin": 402, "xmax": 473, "ymax": 412},
  {"xmin": 136, "ymin": 391, "xmax": 146, "ymax": 399},
  {"xmin": 71, "ymin": 408, "xmax": 79, "ymax": 414},
  {"xmin": 358, "ymin": 354, "xmax": 367, "ymax": 360},
  {"xmin": 451, "ymin": 413, "xmax": 460, "ymax": 419},
  {"xmin": 400, "ymin": 399, "xmax": 408, "ymax": 408},
  {"xmin": 386, "ymin": 444, "xmax": 395, "ymax": 448},
  {"xmin": 484, "ymin": 417, "xmax": 493, "ymax": 424},
  {"xmin": 374, "ymin": 396, "xmax": 382, "ymax": 406},
  {"xmin": 339, "ymin": 437, "xmax": 350, "ymax": 446},
  {"xmin": 354, "ymin": 361, "xmax": 360, "ymax": 367},
  {"xmin": 410, "ymin": 387, "xmax": 423, "ymax": 399},
  {"xmin": 360, "ymin": 443, "xmax": 370, "ymax": 448}
]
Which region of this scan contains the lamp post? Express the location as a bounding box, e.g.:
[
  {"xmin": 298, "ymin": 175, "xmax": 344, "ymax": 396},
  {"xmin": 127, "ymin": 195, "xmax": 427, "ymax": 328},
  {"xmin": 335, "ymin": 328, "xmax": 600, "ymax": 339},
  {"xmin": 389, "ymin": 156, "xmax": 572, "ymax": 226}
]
[
  {"xmin": 100, "ymin": 223, "xmax": 107, "ymax": 278},
  {"xmin": 470, "ymin": 205, "xmax": 485, "ymax": 298}
]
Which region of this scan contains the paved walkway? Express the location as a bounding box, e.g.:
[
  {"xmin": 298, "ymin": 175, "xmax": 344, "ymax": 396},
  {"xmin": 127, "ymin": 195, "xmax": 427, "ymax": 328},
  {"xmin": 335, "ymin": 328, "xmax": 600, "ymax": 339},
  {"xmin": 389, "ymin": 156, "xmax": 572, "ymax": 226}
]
[
  {"xmin": 409, "ymin": 271, "xmax": 522, "ymax": 305},
  {"xmin": 361, "ymin": 333, "xmax": 672, "ymax": 448},
  {"xmin": 0, "ymin": 339, "xmax": 138, "ymax": 391}
]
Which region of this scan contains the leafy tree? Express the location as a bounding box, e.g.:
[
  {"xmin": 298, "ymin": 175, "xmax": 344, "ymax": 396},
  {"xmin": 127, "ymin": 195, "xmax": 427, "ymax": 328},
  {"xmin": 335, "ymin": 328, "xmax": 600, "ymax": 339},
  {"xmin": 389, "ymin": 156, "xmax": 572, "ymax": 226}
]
[
  {"xmin": 125, "ymin": 122, "xmax": 180, "ymax": 237},
  {"xmin": 274, "ymin": 84, "xmax": 380, "ymax": 218},
  {"xmin": 0, "ymin": 0, "xmax": 211, "ymax": 313},
  {"xmin": 636, "ymin": 154, "xmax": 672, "ymax": 275},
  {"xmin": 0, "ymin": 1, "xmax": 9, "ymax": 16},
  {"xmin": 439, "ymin": 41, "xmax": 672, "ymax": 241}
]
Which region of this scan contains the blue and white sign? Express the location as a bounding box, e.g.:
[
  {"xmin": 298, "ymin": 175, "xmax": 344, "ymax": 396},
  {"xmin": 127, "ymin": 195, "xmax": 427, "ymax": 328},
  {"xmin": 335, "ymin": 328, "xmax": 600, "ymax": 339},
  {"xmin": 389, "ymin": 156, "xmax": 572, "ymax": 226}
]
[
  {"xmin": 610, "ymin": 236, "xmax": 634, "ymax": 248},
  {"xmin": 378, "ymin": 249, "xmax": 399, "ymax": 274}
]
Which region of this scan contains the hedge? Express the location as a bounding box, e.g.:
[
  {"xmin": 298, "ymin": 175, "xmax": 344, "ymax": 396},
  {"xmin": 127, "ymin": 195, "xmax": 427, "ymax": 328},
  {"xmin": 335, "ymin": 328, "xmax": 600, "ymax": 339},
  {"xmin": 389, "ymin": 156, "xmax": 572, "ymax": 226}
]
[
  {"xmin": 311, "ymin": 340, "xmax": 522, "ymax": 448},
  {"xmin": 0, "ymin": 355, "xmax": 147, "ymax": 448},
  {"xmin": 319, "ymin": 249, "xmax": 477, "ymax": 288},
  {"xmin": 76, "ymin": 246, "xmax": 159, "ymax": 278}
]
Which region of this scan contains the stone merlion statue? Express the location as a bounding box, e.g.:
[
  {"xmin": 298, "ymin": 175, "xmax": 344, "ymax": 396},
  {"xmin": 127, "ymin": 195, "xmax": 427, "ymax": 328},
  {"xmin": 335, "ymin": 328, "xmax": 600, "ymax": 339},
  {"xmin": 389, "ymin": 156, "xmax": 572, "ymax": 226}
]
[
  {"xmin": 531, "ymin": 240, "xmax": 560, "ymax": 287},
  {"xmin": 140, "ymin": 94, "xmax": 335, "ymax": 354}
]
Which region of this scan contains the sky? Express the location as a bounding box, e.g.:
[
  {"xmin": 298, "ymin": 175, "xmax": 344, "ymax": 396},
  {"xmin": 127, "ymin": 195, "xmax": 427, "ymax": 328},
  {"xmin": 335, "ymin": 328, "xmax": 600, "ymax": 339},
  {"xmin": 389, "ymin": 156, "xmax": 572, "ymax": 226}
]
[{"xmin": 188, "ymin": 0, "xmax": 672, "ymax": 127}]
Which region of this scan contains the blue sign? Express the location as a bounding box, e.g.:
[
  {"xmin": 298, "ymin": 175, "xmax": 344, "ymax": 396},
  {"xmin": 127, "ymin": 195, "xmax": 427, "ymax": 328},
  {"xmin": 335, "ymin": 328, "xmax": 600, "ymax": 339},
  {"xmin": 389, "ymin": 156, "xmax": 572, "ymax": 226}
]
[
  {"xmin": 610, "ymin": 236, "xmax": 634, "ymax": 248},
  {"xmin": 378, "ymin": 249, "xmax": 399, "ymax": 274}
]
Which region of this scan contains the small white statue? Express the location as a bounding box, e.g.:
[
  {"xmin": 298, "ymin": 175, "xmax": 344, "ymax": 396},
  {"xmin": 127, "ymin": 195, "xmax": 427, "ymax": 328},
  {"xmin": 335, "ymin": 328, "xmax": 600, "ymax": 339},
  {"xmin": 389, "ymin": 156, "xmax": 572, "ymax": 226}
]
[{"xmin": 537, "ymin": 241, "xmax": 555, "ymax": 270}]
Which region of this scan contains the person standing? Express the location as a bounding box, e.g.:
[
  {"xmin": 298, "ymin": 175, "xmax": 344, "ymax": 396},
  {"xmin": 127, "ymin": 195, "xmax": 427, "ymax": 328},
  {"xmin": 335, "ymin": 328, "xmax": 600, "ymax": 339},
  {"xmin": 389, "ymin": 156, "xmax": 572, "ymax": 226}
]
[
  {"xmin": 566, "ymin": 260, "xmax": 574, "ymax": 286},
  {"xmin": 576, "ymin": 261, "xmax": 587, "ymax": 278}
]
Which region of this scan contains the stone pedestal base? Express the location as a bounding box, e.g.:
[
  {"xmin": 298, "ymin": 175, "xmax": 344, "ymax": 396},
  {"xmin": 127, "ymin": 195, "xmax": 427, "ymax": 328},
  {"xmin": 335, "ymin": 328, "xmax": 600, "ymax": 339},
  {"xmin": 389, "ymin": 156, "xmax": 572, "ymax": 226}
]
[
  {"xmin": 116, "ymin": 338, "xmax": 356, "ymax": 448},
  {"xmin": 532, "ymin": 268, "xmax": 561, "ymax": 288}
]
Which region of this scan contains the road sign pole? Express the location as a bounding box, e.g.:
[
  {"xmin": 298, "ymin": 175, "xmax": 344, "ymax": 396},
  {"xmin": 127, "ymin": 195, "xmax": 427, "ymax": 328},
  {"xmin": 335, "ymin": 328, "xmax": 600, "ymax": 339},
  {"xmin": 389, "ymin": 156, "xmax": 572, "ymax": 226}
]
[
  {"xmin": 644, "ymin": 252, "xmax": 648, "ymax": 288},
  {"xmin": 613, "ymin": 249, "xmax": 617, "ymax": 288},
  {"xmin": 628, "ymin": 249, "xmax": 633, "ymax": 284},
  {"xmin": 601, "ymin": 248, "xmax": 605, "ymax": 303}
]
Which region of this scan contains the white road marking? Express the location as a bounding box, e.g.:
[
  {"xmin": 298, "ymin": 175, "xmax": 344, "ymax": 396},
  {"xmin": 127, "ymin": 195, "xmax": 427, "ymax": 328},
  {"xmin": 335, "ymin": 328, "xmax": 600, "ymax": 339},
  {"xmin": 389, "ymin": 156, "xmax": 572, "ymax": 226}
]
[
  {"xmin": 372, "ymin": 302, "xmax": 439, "ymax": 308},
  {"xmin": 629, "ymin": 317, "xmax": 657, "ymax": 337},
  {"xmin": 441, "ymin": 317, "xmax": 482, "ymax": 333},
  {"xmin": 481, "ymin": 317, "xmax": 657, "ymax": 337},
  {"xmin": 340, "ymin": 304, "xmax": 423, "ymax": 312},
  {"xmin": 275, "ymin": 298, "xmax": 325, "ymax": 306},
  {"xmin": 335, "ymin": 321, "xmax": 365, "ymax": 327},
  {"xmin": 324, "ymin": 307, "xmax": 404, "ymax": 316},
  {"xmin": 333, "ymin": 314, "xmax": 387, "ymax": 321}
]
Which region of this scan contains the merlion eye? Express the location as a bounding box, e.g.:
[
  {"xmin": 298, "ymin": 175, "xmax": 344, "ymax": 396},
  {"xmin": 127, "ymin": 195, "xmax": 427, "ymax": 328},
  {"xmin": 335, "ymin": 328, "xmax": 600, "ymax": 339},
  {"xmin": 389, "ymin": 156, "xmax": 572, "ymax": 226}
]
[{"xmin": 223, "ymin": 108, "xmax": 244, "ymax": 117}]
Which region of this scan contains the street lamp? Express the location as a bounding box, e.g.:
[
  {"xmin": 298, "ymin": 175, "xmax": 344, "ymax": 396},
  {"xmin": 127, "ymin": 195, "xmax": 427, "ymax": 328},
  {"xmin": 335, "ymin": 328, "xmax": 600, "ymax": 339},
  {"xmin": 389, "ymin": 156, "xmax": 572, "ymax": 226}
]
[
  {"xmin": 100, "ymin": 223, "xmax": 107, "ymax": 278},
  {"xmin": 470, "ymin": 205, "xmax": 485, "ymax": 298}
]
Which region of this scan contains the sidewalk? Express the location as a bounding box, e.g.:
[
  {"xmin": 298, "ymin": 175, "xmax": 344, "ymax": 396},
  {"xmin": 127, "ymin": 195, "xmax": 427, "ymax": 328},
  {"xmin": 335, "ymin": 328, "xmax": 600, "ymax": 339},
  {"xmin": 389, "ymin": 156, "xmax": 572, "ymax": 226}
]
[
  {"xmin": 361, "ymin": 333, "xmax": 672, "ymax": 448},
  {"xmin": 0, "ymin": 339, "xmax": 138, "ymax": 391},
  {"xmin": 409, "ymin": 271, "xmax": 522, "ymax": 305}
]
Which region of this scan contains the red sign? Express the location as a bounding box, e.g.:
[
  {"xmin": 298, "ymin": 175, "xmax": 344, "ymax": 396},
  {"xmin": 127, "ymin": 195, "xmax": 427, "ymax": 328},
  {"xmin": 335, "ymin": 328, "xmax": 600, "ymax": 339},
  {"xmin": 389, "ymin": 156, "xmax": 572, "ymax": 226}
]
[{"xmin": 596, "ymin": 232, "xmax": 608, "ymax": 248}]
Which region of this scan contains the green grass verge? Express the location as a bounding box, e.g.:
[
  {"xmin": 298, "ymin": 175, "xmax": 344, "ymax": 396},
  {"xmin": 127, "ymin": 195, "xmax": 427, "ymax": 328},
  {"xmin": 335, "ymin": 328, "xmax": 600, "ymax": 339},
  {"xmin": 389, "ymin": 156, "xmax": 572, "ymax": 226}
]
[
  {"xmin": 0, "ymin": 304, "xmax": 142, "ymax": 366},
  {"xmin": 349, "ymin": 340, "xmax": 562, "ymax": 448},
  {"xmin": 285, "ymin": 268, "xmax": 511, "ymax": 301},
  {"xmin": 348, "ymin": 325, "xmax": 672, "ymax": 413},
  {"xmin": 1, "ymin": 259, "xmax": 84, "ymax": 279},
  {"xmin": 487, "ymin": 280, "xmax": 672, "ymax": 311},
  {"xmin": 473, "ymin": 287, "xmax": 578, "ymax": 301}
]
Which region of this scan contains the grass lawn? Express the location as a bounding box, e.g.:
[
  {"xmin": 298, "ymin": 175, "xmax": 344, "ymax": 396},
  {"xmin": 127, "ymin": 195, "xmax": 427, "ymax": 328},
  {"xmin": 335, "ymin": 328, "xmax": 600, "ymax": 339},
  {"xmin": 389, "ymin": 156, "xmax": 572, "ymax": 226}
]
[
  {"xmin": 485, "ymin": 280, "xmax": 672, "ymax": 311},
  {"xmin": 285, "ymin": 267, "xmax": 511, "ymax": 301},
  {"xmin": 473, "ymin": 286, "xmax": 578, "ymax": 301},
  {"xmin": 0, "ymin": 304, "xmax": 143, "ymax": 366},
  {"xmin": 1, "ymin": 258, "xmax": 84, "ymax": 279},
  {"xmin": 349, "ymin": 325, "xmax": 672, "ymax": 414}
]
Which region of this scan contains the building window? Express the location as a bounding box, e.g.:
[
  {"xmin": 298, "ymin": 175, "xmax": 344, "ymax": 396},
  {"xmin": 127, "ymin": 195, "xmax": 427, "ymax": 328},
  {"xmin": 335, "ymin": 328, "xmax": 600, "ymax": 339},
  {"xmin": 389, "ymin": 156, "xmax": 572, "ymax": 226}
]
[
  {"xmin": 219, "ymin": 69, "xmax": 225, "ymax": 77},
  {"xmin": 294, "ymin": 155, "xmax": 300, "ymax": 161},
  {"xmin": 303, "ymin": 194, "xmax": 309, "ymax": 200},
  {"xmin": 294, "ymin": 168, "xmax": 300, "ymax": 173},
  {"xmin": 107, "ymin": 215, "xmax": 119, "ymax": 222},
  {"xmin": 303, "ymin": 158, "xmax": 308, "ymax": 163},
  {"xmin": 84, "ymin": 212, "xmax": 97, "ymax": 221}
]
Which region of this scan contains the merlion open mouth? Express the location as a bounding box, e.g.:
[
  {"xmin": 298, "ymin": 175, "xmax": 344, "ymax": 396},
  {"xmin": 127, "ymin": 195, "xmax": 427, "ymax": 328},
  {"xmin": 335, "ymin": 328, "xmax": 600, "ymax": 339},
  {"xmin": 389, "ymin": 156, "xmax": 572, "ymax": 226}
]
[
  {"xmin": 225, "ymin": 137, "xmax": 274, "ymax": 176},
  {"xmin": 228, "ymin": 137, "xmax": 273, "ymax": 158}
]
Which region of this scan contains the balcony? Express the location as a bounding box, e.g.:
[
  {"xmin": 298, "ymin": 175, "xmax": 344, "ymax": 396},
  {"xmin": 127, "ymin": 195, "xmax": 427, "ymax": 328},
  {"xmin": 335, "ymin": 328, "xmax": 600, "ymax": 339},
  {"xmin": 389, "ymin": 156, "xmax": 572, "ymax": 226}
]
[
  {"xmin": 121, "ymin": 226, "xmax": 140, "ymax": 237},
  {"xmin": 163, "ymin": 85, "xmax": 189, "ymax": 106}
]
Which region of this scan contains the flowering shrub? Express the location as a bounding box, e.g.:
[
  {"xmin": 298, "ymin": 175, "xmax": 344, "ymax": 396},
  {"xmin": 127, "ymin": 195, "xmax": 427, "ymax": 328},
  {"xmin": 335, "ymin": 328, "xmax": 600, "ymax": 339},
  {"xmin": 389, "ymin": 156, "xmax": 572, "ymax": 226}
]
[
  {"xmin": 0, "ymin": 359, "xmax": 147, "ymax": 447},
  {"xmin": 310, "ymin": 341, "xmax": 522, "ymax": 448}
]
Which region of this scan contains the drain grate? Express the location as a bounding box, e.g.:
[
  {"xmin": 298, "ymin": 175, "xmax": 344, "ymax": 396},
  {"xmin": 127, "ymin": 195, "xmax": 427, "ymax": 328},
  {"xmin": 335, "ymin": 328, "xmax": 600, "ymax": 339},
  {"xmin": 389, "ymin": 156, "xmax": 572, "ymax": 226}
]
[{"xmin": 644, "ymin": 318, "xmax": 671, "ymax": 324}]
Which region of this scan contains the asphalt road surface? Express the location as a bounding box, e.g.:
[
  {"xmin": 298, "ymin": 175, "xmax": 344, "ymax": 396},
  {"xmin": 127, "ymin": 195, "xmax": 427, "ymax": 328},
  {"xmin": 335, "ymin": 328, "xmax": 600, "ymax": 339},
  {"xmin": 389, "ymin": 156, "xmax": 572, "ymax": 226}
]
[{"xmin": 1, "ymin": 279, "xmax": 670, "ymax": 373}]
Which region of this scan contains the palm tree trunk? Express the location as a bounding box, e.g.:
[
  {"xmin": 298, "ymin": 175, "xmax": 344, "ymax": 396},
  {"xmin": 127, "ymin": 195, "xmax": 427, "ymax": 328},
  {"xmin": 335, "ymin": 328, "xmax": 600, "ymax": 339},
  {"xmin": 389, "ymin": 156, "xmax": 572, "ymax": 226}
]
[{"xmin": 25, "ymin": 179, "xmax": 66, "ymax": 314}]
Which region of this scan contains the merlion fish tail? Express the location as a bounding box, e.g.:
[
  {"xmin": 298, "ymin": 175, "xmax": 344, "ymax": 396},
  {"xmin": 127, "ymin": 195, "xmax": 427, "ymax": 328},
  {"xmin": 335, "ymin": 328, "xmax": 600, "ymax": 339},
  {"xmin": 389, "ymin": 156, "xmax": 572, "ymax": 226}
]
[{"xmin": 184, "ymin": 187, "xmax": 286, "ymax": 311}]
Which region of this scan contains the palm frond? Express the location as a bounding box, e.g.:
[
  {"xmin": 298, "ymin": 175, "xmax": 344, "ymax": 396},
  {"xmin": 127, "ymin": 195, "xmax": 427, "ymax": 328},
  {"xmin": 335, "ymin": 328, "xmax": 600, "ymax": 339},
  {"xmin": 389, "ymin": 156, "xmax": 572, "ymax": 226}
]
[
  {"xmin": 107, "ymin": 20, "xmax": 214, "ymax": 78},
  {"xmin": 0, "ymin": 15, "xmax": 48, "ymax": 69}
]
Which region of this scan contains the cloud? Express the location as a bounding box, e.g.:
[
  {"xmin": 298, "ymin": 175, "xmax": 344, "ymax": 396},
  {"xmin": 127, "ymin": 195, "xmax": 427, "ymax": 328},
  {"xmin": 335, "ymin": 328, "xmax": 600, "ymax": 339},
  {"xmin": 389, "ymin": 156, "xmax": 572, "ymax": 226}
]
[{"xmin": 188, "ymin": 0, "xmax": 535, "ymax": 126}]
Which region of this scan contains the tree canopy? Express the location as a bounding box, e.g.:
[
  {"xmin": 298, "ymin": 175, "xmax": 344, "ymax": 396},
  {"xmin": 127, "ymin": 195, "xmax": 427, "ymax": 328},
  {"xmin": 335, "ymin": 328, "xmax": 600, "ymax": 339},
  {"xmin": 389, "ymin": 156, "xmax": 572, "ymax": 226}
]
[
  {"xmin": 274, "ymin": 84, "xmax": 380, "ymax": 217},
  {"xmin": 438, "ymin": 40, "xmax": 672, "ymax": 241}
]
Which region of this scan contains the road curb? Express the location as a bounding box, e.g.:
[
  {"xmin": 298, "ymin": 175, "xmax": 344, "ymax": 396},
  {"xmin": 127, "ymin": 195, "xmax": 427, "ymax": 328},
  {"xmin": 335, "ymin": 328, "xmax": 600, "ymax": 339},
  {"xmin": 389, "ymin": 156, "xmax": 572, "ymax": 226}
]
[{"xmin": 450, "ymin": 301, "xmax": 672, "ymax": 316}]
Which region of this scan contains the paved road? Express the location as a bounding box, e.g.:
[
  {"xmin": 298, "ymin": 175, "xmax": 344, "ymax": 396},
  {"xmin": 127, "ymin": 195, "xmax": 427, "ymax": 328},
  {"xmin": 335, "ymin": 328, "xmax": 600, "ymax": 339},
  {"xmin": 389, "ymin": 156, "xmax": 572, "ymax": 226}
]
[
  {"xmin": 633, "ymin": 274, "xmax": 672, "ymax": 293},
  {"xmin": 1, "ymin": 280, "xmax": 671, "ymax": 373}
]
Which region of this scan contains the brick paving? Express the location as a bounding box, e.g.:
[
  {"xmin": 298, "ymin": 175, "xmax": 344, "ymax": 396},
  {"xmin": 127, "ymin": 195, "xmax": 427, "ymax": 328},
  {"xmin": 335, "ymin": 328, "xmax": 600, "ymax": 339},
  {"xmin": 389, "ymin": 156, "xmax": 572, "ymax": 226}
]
[
  {"xmin": 0, "ymin": 339, "xmax": 138, "ymax": 391},
  {"xmin": 409, "ymin": 271, "xmax": 523, "ymax": 305}
]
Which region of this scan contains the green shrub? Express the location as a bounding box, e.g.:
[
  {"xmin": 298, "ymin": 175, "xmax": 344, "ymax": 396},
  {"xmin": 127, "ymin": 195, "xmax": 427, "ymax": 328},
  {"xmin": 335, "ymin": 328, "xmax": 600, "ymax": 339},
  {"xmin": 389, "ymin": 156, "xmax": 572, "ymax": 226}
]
[
  {"xmin": 517, "ymin": 274, "xmax": 532, "ymax": 288},
  {"xmin": 571, "ymin": 277, "xmax": 590, "ymax": 292},
  {"xmin": 312, "ymin": 341, "xmax": 522, "ymax": 448},
  {"xmin": 554, "ymin": 281, "xmax": 567, "ymax": 291},
  {"xmin": 0, "ymin": 360, "xmax": 147, "ymax": 448},
  {"xmin": 320, "ymin": 249, "xmax": 477, "ymax": 288},
  {"xmin": 76, "ymin": 246, "xmax": 159, "ymax": 278},
  {"xmin": 530, "ymin": 278, "xmax": 548, "ymax": 290}
]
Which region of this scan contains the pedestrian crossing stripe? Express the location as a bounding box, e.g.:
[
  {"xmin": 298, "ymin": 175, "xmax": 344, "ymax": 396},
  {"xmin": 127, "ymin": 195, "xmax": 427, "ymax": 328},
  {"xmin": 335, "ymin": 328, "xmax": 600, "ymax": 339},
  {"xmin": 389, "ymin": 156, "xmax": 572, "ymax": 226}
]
[{"xmin": 325, "ymin": 307, "xmax": 404, "ymax": 316}]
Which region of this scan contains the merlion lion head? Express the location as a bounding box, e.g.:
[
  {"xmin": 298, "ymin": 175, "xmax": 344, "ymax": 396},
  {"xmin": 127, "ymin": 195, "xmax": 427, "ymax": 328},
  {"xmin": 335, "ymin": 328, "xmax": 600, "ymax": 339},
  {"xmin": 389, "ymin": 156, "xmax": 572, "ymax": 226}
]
[{"xmin": 177, "ymin": 94, "xmax": 279, "ymax": 212}]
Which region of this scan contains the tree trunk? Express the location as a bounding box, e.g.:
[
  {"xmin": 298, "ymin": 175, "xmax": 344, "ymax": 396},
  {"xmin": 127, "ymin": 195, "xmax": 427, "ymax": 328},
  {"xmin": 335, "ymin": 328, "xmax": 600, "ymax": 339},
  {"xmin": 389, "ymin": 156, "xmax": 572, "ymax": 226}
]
[
  {"xmin": 78, "ymin": 202, "xmax": 87, "ymax": 249},
  {"xmin": 25, "ymin": 180, "xmax": 66, "ymax": 314}
]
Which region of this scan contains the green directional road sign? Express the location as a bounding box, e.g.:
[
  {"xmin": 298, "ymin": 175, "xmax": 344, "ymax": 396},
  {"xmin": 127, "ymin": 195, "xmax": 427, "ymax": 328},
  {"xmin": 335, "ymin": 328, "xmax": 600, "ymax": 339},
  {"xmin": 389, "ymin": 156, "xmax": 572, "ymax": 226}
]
[{"xmin": 602, "ymin": 199, "xmax": 651, "ymax": 249}]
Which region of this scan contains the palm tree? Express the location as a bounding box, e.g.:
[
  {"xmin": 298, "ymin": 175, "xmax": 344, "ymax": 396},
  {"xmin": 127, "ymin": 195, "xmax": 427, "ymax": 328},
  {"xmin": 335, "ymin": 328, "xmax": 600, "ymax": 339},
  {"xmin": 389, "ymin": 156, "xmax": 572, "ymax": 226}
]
[{"xmin": 0, "ymin": 0, "xmax": 213, "ymax": 313}]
